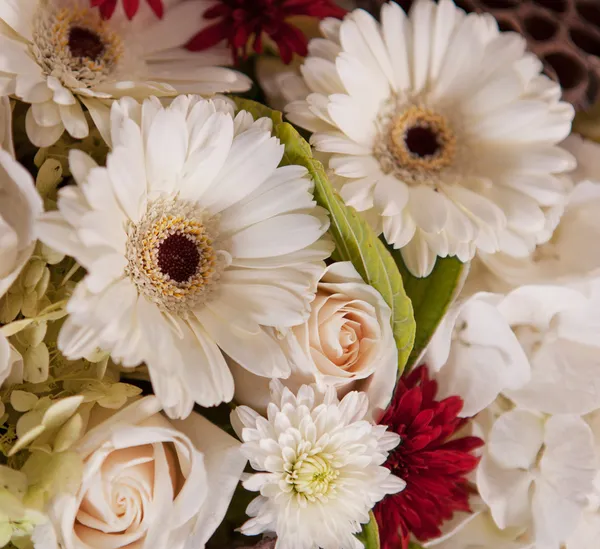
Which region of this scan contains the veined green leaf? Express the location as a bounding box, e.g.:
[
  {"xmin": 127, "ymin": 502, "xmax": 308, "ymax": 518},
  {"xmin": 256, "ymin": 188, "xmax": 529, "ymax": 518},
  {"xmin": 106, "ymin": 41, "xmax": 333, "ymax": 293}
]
[
  {"xmin": 231, "ymin": 97, "xmax": 415, "ymax": 374},
  {"xmin": 389, "ymin": 251, "xmax": 468, "ymax": 370},
  {"xmin": 356, "ymin": 512, "xmax": 380, "ymax": 549}
]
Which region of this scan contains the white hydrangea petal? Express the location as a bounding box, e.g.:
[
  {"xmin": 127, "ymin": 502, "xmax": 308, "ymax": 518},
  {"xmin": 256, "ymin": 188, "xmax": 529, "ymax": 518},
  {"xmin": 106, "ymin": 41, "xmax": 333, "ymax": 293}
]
[
  {"xmin": 488, "ymin": 410, "xmax": 544, "ymax": 470},
  {"xmin": 476, "ymin": 453, "xmax": 534, "ymax": 530},
  {"xmin": 507, "ymin": 339, "xmax": 600, "ymax": 415}
]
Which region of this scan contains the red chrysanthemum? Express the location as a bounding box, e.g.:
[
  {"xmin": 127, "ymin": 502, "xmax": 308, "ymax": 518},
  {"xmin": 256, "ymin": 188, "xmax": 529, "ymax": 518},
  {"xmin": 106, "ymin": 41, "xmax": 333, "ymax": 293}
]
[
  {"xmin": 91, "ymin": 0, "xmax": 163, "ymax": 20},
  {"xmin": 185, "ymin": 0, "xmax": 346, "ymax": 64},
  {"xmin": 374, "ymin": 366, "xmax": 484, "ymax": 549}
]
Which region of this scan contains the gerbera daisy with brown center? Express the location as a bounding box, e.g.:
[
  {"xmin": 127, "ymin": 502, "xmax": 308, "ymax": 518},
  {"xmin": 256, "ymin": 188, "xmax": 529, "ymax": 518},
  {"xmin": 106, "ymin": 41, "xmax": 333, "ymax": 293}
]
[{"xmin": 374, "ymin": 365, "xmax": 484, "ymax": 549}]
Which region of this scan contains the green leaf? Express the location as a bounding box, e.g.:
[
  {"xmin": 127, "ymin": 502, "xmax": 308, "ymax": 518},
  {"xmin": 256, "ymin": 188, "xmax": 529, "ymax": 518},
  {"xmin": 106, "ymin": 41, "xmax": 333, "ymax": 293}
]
[
  {"xmin": 231, "ymin": 97, "xmax": 416, "ymax": 374},
  {"xmin": 231, "ymin": 96, "xmax": 283, "ymax": 126},
  {"xmin": 389, "ymin": 251, "xmax": 467, "ymax": 370},
  {"xmin": 356, "ymin": 512, "xmax": 380, "ymax": 549}
]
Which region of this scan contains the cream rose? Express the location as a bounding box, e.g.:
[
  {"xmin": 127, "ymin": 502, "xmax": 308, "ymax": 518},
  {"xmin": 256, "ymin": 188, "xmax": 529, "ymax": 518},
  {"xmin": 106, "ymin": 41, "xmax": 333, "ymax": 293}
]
[
  {"xmin": 47, "ymin": 396, "xmax": 246, "ymax": 549},
  {"xmin": 0, "ymin": 146, "xmax": 42, "ymax": 298},
  {"xmin": 232, "ymin": 261, "xmax": 398, "ymax": 419}
]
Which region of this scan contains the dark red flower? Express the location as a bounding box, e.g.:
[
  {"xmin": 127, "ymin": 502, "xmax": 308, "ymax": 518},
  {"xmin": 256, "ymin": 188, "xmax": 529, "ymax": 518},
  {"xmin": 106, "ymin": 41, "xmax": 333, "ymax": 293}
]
[
  {"xmin": 374, "ymin": 366, "xmax": 484, "ymax": 549},
  {"xmin": 91, "ymin": 0, "xmax": 163, "ymax": 20},
  {"xmin": 185, "ymin": 0, "xmax": 346, "ymax": 65}
]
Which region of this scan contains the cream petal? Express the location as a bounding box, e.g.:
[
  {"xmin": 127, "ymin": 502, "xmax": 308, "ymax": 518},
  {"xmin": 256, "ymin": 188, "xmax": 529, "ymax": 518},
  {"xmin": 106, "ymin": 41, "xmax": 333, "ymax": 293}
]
[
  {"xmin": 400, "ymin": 229, "xmax": 437, "ymax": 277},
  {"xmin": 31, "ymin": 100, "xmax": 61, "ymax": 127},
  {"xmin": 170, "ymin": 412, "xmax": 246, "ymax": 547},
  {"xmin": 196, "ymin": 307, "xmax": 290, "ymax": 378},
  {"xmin": 59, "ymin": 102, "xmax": 89, "ymax": 139},
  {"xmin": 25, "ymin": 108, "xmax": 64, "ymax": 147},
  {"xmin": 228, "ymin": 213, "xmax": 329, "ymax": 259},
  {"xmin": 145, "ymin": 109, "xmax": 189, "ymax": 194},
  {"xmin": 381, "ymin": 2, "xmax": 411, "ymax": 91}
]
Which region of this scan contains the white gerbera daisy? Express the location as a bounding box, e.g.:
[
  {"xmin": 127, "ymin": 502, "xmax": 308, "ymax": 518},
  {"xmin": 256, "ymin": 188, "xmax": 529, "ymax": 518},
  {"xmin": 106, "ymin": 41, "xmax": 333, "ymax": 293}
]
[
  {"xmin": 36, "ymin": 95, "xmax": 333, "ymax": 419},
  {"xmin": 0, "ymin": 0, "xmax": 251, "ymax": 147},
  {"xmin": 282, "ymin": 0, "xmax": 575, "ymax": 276},
  {"xmin": 232, "ymin": 380, "xmax": 405, "ymax": 549}
]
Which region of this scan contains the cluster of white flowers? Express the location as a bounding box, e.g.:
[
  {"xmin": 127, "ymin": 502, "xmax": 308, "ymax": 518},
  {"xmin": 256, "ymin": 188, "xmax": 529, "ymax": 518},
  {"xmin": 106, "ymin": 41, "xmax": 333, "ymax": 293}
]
[
  {"xmin": 0, "ymin": 1, "xmax": 408, "ymax": 549},
  {"xmin": 421, "ymin": 137, "xmax": 600, "ymax": 548},
  {"xmin": 0, "ymin": 0, "xmax": 599, "ymax": 548}
]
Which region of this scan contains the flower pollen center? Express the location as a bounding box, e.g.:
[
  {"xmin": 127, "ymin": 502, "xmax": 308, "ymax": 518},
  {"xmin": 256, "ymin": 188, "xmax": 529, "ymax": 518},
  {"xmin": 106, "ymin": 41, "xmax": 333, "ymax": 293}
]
[
  {"xmin": 375, "ymin": 103, "xmax": 459, "ymax": 187},
  {"xmin": 32, "ymin": 6, "xmax": 123, "ymax": 88},
  {"xmin": 403, "ymin": 126, "xmax": 441, "ymax": 158},
  {"xmin": 157, "ymin": 233, "xmax": 201, "ymax": 283},
  {"xmin": 126, "ymin": 199, "xmax": 225, "ymax": 316},
  {"xmin": 286, "ymin": 454, "xmax": 339, "ymax": 501},
  {"xmin": 388, "ymin": 107, "xmax": 456, "ymax": 172},
  {"xmin": 68, "ymin": 26, "xmax": 106, "ymax": 60}
]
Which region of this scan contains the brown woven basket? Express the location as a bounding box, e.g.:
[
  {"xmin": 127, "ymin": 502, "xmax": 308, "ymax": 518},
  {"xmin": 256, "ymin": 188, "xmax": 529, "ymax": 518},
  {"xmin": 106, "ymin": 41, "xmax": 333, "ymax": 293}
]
[{"xmin": 348, "ymin": 0, "xmax": 600, "ymax": 110}]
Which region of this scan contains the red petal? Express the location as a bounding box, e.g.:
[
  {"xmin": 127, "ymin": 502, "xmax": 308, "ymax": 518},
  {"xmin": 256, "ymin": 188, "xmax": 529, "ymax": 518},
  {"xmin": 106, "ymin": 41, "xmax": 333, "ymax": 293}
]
[
  {"xmin": 123, "ymin": 0, "xmax": 140, "ymax": 19},
  {"xmin": 97, "ymin": 0, "xmax": 118, "ymax": 19},
  {"xmin": 185, "ymin": 21, "xmax": 230, "ymax": 51},
  {"xmin": 146, "ymin": 0, "xmax": 164, "ymax": 18}
]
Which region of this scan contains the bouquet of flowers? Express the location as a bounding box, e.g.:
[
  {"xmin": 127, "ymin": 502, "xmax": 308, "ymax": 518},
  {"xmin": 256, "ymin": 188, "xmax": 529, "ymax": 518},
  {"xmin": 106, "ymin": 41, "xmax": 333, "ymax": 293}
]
[{"xmin": 1, "ymin": 0, "xmax": 599, "ymax": 548}]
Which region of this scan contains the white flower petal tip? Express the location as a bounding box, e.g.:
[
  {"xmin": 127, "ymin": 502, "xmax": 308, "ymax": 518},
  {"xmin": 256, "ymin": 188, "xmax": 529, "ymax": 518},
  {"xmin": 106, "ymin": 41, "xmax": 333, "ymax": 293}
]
[
  {"xmin": 0, "ymin": 0, "xmax": 250, "ymax": 147},
  {"xmin": 233, "ymin": 382, "xmax": 403, "ymax": 549},
  {"xmin": 283, "ymin": 0, "xmax": 574, "ymax": 277},
  {"xmin": 36, "ymin": 96, "xmax": 332, "ymax": 417}
]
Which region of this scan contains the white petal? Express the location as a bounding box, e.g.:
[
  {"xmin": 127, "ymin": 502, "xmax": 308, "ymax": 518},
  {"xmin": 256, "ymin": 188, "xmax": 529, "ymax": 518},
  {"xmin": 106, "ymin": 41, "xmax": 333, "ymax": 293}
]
[{"xmin": 488, "ymin": 410, "xmax": 544, "ymax": 470}]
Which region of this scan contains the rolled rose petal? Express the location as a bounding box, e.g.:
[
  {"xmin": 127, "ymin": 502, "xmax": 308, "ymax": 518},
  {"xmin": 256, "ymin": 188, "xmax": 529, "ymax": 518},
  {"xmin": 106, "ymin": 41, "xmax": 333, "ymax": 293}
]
[
  {"xmin": 232, "ymin": 261, "xmax": 397, "ymax": 420},
  {"xmin": 47, "ymin": 396, "xmax": 246, "ymax": 549}
]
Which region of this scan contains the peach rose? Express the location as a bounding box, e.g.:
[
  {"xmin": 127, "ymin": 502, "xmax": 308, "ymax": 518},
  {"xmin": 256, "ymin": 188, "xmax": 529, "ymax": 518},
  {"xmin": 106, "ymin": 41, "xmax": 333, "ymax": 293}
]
[
  {"xmin": 47, "ymin": 396, "xmax": 246, "ymax": 549},
  {"xmin": 232, "ymin": 262, "xmax": 397, "ymax": 420}
]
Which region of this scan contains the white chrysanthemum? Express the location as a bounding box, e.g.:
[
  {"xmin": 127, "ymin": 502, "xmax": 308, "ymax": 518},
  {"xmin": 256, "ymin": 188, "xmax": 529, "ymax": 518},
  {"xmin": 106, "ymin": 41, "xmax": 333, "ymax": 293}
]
[
  {"xmin": 281, "ymin": 0, "xmax": 575, "ymax": 276},
  {"xmin": 0, "ymin": 0, "xmax": 251, "ymax": 147},
  {"xmin": 36, "ymin": 95, "xmax": 333, "ymax": 419},
  {"xmin": 232, "ymin": 380, "xmax": 405, "ymax": 549},
  {"xmin": 479, "ymin": 135, "xmax": 600, "ymax": 289}
]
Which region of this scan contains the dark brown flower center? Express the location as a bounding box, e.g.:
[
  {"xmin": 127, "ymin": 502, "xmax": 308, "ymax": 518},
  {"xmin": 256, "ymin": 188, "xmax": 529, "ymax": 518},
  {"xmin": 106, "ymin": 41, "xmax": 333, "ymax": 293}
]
[
  {"xmin": 404, "ymin": 126, "xmax": 441, "ymax": 158},
  {"xmin": 157, "ymin": 234, "xmax": 201, "ymax": 283},
  {"xmin": 68, "ymin": 26, "xmax": 105, "ymax": 60},
  {"xmin": 385, "ymin": 106, "xmax": 456, "ymax": 175}
]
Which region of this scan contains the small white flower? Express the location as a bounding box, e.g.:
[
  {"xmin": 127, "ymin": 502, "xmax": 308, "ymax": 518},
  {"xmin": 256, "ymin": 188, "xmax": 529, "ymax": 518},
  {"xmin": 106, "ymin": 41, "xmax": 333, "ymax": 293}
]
[
  {"xmin": 477, "ymin": 410, "xmax": 596, "ymax": 549},
  {"xmin": 479, "ymin": 135, "xmax": 600, "ymax": 289},
  {"xmin": 232, "ymin": 380, "xmax": 405, "ymax": 549},
  {"xmin": 47, "ymin": 395, "xmax": 247, "ymax": 549},
  {"xmin": 281, "ymin": 0, "xmax": 575, "ymax": 276},
  {"xmin": 37, "ymin": 95, "xmax": 333, "ymax": 418},
  {"xmin": 0, "ymin": 149, "xmax": 43, "ymax": 299},
  {"xmin": 231, "ymin": 261, "xmax": 397, "ymax": 420},
  {"xmin": 0, "ymin": 0, "xmax": 251, "ymax": 147}
]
